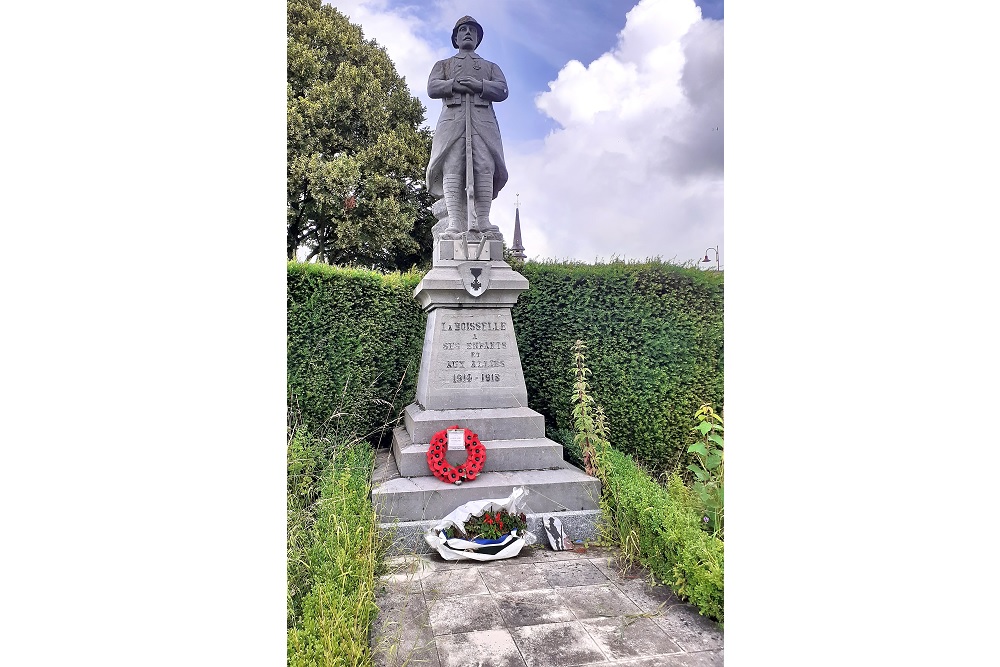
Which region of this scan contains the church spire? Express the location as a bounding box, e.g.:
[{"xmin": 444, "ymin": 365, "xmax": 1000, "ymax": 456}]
[{"xmin": 511, "ymin": 194, "xmax": 526, "ymax": 260}]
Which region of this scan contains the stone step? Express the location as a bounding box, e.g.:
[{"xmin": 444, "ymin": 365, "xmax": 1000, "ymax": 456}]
[
  {"xmin": 372, "ymin": 449, "xmax": 601, "ymax": 523},
  {"xmin": 390, "ymin": 426, "xmax": 564, "ymax": 477},
  {"xmin": 404, "ymin": 402, "xmax": 545, "ymax": 443},
  {"xmin": 378, "ymin": 510, "xmax": 602, "ymax": 556}
]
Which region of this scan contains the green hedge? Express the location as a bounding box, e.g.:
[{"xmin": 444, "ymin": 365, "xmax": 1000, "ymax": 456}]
[
  {"xmin": 287, "ymin": 262, "xmax": 426, "ymax": 440},
  {"xmin": 601, "ymin": 447, "xmax": 724, "ymax": 624},
  {"xmin": 287, "ymin": 260, "xmax": 723, "ymax": 472},
  {"xmin": 514, "ymin": 261, "xmax": 723, "ymax": 473}
]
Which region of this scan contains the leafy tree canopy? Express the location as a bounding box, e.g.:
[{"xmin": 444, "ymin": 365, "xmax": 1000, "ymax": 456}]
[{"xmin": 287, "ymin": 0, "xmax": 434, "ymax": 269}]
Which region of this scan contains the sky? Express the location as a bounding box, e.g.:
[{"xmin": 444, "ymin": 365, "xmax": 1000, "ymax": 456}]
[{"xmin": 328, "ymin": 0, "xmax": 724, "ymax": 266}]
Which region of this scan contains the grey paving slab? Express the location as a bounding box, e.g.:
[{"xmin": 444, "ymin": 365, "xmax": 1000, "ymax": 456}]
[
  {"xmin": 493, "ymin": 588, "xmax": 577, "ymax": 627},
  {"xmin": 372, "ymin": 574, "xmax": 440, "ymax": 667},
  {"xmin": 557, "ymin": 583, "xmax": 644, "ymax": 620},
  {"xmin": 509, "ymin": 620, "xmax": 607, "ymax": 667},
  {"xmin": 422, "ymin": 566, "xmax": 490, "ymax": 598},
  {"xmin": 428, "ymin": 592, "xmax": 506, "ymax": 636},
  {"xmin": 479, "ymin": 561, "xmax": 551, "ymax": 593},
  {"xmin": 652, "ymin": 604, "xmax": 724, "ymax": 652},
  {"xmin": 588, "ymin": 558, "xmax": 684, "ymax": 615},
  {"xmin": 434, "ymin": 629, "xmax": 527, "ymax": 667},
  {"xmin": 540, "ymin": 559, "xmax": 609, "ymax": 589},
  {"xmin": 382, "ymin": 553, "xmax": 439, "ymax": 583},
  {"xmin": 372, "ymin": 544, "xmax": 723, "ymax": 667},
  {"xmin": 578, "ymin": 615, "xmax": 682, "ymax": 661},
  {"xmin": 586, "ymin": 554, "xmax": 648, "ymax": 583},
  {"xmin": 518, "ymin": 544, "xmax": 602, "ymax": 564},
  {"xmin": 592, "ymin": 652, "xmax": 723, "ymax": 667},
  {"xmin": 423, "ymin": 551, "xmax": 483, "ymax": 570}
]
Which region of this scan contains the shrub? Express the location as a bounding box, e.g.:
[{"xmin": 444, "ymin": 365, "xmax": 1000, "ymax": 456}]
[
  {"xmin": 287, "ymin": 262, "xmax": 426, "ymax": 440},
  {"xmin": 602, "ymin": 448, "xmax": 725, "ymax": 624},
  {"xmin": 515, "ymin": 260, "xmax": 723, "ymax": 475}
]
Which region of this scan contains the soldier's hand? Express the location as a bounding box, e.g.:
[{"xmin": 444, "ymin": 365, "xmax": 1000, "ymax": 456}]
[
  {"xmin": 463, "ymin": 77, "xmax": 484, "ymax": 94},
  {"xmin": 455, "ymin": 77, "xmax": 483, "ymax": 95}
]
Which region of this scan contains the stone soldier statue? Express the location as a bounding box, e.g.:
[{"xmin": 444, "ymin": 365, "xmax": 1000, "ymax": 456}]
[{"xmin": 426, "ymin": 16, "xmax": 508, "ymax": 240}]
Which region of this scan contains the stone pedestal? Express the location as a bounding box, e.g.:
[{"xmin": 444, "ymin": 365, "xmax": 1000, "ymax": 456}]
[{"xmin": 372, "ymin": 240, "xmax": 602, "ymax": 553}]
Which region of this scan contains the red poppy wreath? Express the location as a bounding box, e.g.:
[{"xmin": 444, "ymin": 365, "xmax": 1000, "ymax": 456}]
[{"xmin": 426, "ymin": 426, "xmax": 486, "ymax": 484}]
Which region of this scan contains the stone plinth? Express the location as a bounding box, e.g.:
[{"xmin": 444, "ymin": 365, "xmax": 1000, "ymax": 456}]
[{"xmin": 371, "ymin": 241, "xmax": 601, "ymax": 548}]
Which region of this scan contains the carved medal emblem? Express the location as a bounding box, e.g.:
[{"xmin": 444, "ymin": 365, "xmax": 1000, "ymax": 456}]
[{"xmin": 458, "ymin": 262, "xmax": 491, "ymax": 297}]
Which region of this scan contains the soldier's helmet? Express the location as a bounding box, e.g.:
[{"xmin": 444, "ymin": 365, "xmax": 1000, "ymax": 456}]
[{"xmin": 451, "ymin": 16, "xmax": 484, "ymax": 48}]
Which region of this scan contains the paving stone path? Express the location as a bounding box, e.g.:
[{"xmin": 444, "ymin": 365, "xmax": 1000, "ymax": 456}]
[{"xmin": 371, "ymin": 544, "xmax": 723, "ymax": 667}]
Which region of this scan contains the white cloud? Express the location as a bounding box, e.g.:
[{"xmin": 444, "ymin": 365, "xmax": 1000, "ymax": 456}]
[{"xmin": 494, "ymin": 0, "xmax": 723, "ymax": 266}]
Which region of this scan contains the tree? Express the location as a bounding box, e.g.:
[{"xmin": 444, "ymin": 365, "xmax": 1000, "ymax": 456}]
[{"xmin": 287, "ymin": 0, "xmax": 434, "ymax": 269}]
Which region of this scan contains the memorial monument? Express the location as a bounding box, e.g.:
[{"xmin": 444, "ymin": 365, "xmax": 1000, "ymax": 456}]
[{"xmin": 371, "ymin": 17, "xmax": 601, "ymax": 553}]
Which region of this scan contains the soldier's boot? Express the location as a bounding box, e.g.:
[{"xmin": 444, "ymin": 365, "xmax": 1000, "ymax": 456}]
[
  {"xmin": 475, "ymin": 182, "xmax": 500, "ymax": 234},
  {"xmin": 441, "ymin": 175, "xmax": 465, "ymax": 239}
]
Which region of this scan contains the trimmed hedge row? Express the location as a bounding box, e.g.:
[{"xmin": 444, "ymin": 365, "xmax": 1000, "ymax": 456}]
[
  {"xmin": 286, "ymin": 260, "xmax": 723, "ymax": 472},
  {"xmin": 287, "ymin": 262, "xmax": 426, "ymax": 441},
  {"xmin": 514, "ymin": 260, "xmax": 723, "ymax": 472},
  {"xmin": 601, "ymin": 447, "xmax": 724, "ymax": 623}
]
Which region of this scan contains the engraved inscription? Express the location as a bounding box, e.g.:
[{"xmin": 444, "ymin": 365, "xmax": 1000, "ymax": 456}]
[
  {"xmin": 441, "ymin": 321, "xmax": 508, "ymax": 332},
  {"xmin": 436, "ymin": 312, "xmax": 518, "ymax": 389}
]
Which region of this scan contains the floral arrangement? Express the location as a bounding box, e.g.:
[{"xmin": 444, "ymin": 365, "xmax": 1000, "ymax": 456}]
[
  {"xmin": 426, "ymin": 426, "xmax": 486, "ymax": 484},
  {"xmin": 445, "ymin": 508, "xmax": 528, "ymax": 542}
]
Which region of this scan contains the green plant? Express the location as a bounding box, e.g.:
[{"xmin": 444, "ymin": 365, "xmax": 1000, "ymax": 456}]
[
  {"xmin": 686, "ymin": 404, "xmax": 724, "ymax": 538},
  {"xmin": 549, "ymin": 426, "xmax": 584, "ymax": 468},
  {"xmin": 602, "ymin": 448, "xmax": 724, "ymax": 624},
  {"xmin": 571, "ymin": 339, "xmax": 610, "ymax": 480}
]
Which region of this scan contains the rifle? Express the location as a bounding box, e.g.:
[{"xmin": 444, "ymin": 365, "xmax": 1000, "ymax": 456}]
[{"xmin": 464, "ymin": 91, "xmax": 475, "ymax": 233}]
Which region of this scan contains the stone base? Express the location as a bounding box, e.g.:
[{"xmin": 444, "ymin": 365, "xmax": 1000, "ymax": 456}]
[{"xmin": 379, "ymin": 510, "xmax": 603, "ymax": 556}]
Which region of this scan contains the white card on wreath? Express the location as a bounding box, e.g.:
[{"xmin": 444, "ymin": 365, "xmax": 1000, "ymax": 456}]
[{"xmin": 447, "ymin": 429, "xmax": 465, "ymax": 451}]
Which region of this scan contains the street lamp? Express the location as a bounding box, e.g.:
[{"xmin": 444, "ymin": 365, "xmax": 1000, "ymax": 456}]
[{"xmin": 702, "ymin": 246, "xmax": 720, "ymax": 271}]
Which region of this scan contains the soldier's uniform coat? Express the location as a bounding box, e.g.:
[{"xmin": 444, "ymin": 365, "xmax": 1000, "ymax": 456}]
[{"xmin": 425, "ymin": 51, "xmax": 509, "ymax": 202}]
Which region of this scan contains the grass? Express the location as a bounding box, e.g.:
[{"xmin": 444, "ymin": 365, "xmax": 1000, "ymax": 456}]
[{"xmin": 286, "ymin": 422, "xmax": 388, "ymax": 667}]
